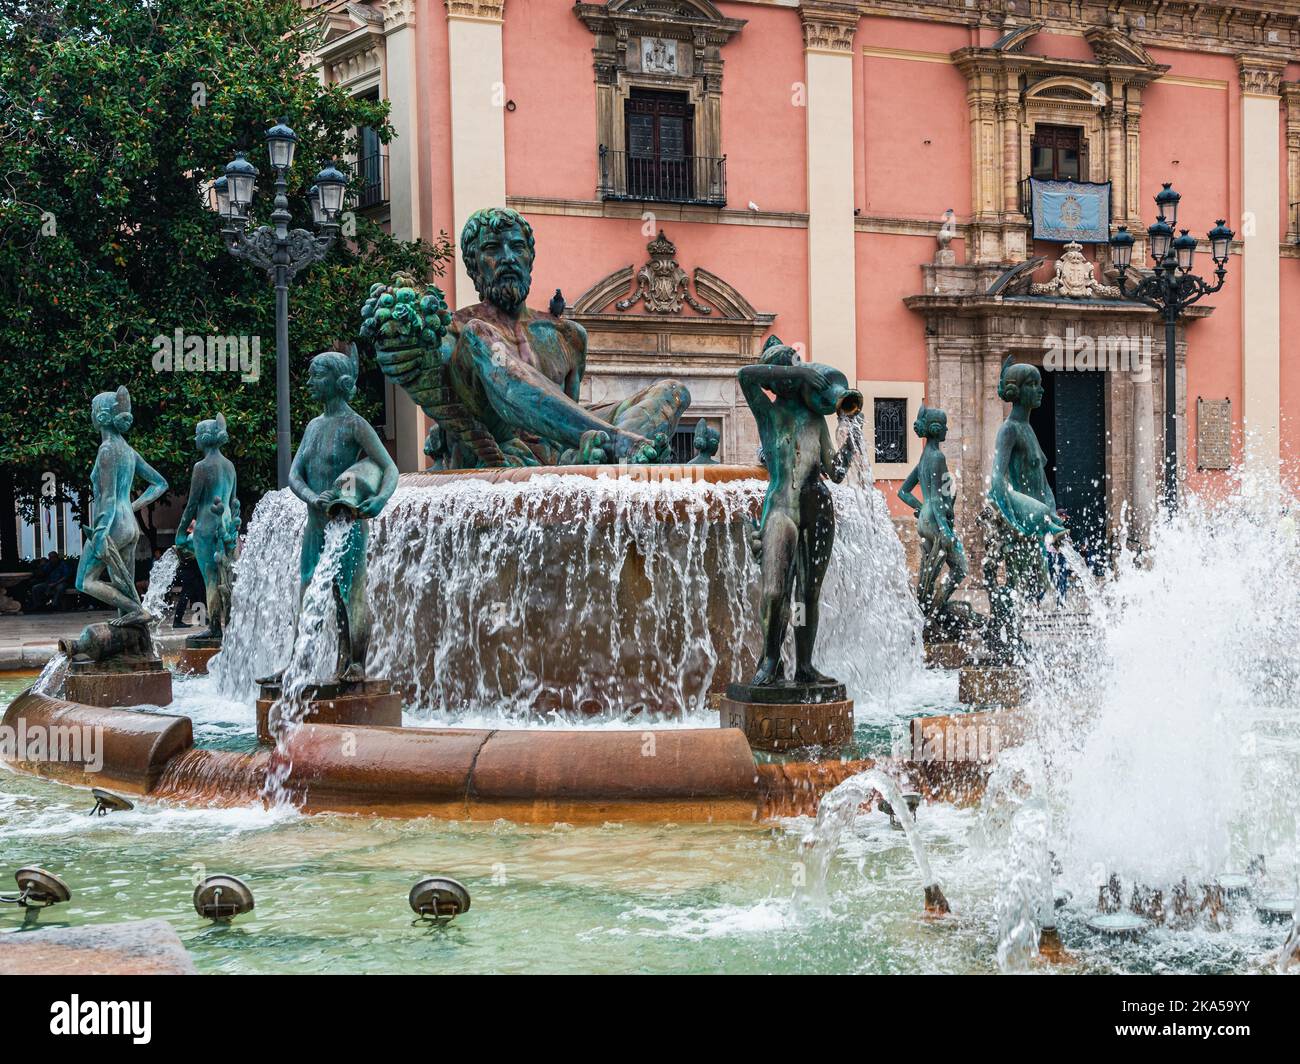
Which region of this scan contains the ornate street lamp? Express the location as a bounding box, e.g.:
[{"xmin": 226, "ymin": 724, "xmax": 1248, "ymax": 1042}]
[
  {"xmin": 1110, "ymin": 184, "xmax": 1233, "ymax": 511},
  {"xmin": 218, "ymin": 120, "xmax": 344, "ymax": 488}
]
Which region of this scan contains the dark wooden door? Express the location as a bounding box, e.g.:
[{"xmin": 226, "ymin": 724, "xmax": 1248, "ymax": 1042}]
[
  {"xmin": 1031, "ymin": 368, "xmax": 1108, "ymax": 561},
  {"xmin": 625, "ymin": 90, "xmax": 694, "ymax": 201}
]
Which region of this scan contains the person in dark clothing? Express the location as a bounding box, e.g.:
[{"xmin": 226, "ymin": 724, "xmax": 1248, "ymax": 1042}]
[
  {"xmin": 171, "ymin": 552, "xmax": 207, "ymax": 628},
  {"xmin": 27, "ymin": 552, "xmax": 72, "ymax": 611}
]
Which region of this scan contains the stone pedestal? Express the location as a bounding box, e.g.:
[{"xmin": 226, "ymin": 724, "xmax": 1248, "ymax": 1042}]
[
  {"xmin": 174, "ymin": 635, "xmax": 221, "ymax": 675},
  {"xmin": 924, "ymin": 641, "xmax": 975, "ymax": 669},
  {"xmin": 719, "ymin": 680, "xmax": 853, "ymax": 754},
  {"xmin": 63, "ymin": 658, "xmax": 173, "ymax": 708},
  {"xmin": 256, "ymin": 677, "xmax": 402, "ymax": 744},
  {"xmin": 957, "ymin": 664, "xmax": 1023, "ymax": 708}
]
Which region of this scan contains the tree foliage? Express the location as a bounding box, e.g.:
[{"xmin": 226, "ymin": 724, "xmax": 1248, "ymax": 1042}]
[{"xmin": 0, "ymin": 0, "xmax": 450, "ymax": 517}]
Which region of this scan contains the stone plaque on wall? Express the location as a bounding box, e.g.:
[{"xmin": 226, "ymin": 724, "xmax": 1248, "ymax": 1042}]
[{"xmin": 1196, "ymin": 397, "xmax": 1232, "ymax": 470}]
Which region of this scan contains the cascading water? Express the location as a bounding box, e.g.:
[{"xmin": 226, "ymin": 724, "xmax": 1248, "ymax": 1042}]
[
  {"xmin": 210, "ymin": 489, "xmax": 307, "ymax": 698},
  {"xmin": 260, "ymin": 518, "xmax": 352, "ymax": 806},
  {"xmin": 139, "ymin": 546, "xmax": 180, "ymax": 622},
  {"xmin": 215, "ymin": 468, "xmax": 921, "ymax": 721}
]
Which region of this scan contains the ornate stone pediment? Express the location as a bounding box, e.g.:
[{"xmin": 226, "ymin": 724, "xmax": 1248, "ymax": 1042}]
[
  {"xmin": 574, "ymin": 230, "xmax": 764, "ymax": 320},
  {"xmin": 313, "ymin": 2, "xmax": 386, "ymax": 87},
  {"xmin": 574, "ymin": 0, "xmax": 745, "ymax": 42},
  {"xmin": 1084, "ymin": 25, "xmax": 1158, "ymax": 68}
]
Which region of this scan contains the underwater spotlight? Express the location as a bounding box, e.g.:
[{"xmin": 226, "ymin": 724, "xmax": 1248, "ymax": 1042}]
[
  {"xmin": 0, "ymin": 868, "xmax": 71, "ymax": 909},
  {"xmin": 1254, "ymin": 895, "xmax": 1297, "ymax": 926},
  {"xmin": 1216, "ymin": 873, "xmax": 1251, "ymax": 900},
  {"xmin": 409, "ymin": 877, "xmax": 471, "ymax": 923},
  {"xmin": 89, "ymin": 788, "xmax": 134, "ymax": 817},
  {"xmin": 1086, "ymin": 911, "xmax": 1150, "ymax": 938},
  {"xmin": 193, "ymin": 874, "xmax": 255, "ymax": 922},
  {"xmin": 877, "ymin": 792, "xmax": 922, "ymax": 830}
]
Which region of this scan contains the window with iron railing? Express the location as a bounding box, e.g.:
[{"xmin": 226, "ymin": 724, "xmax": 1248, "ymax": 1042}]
[
  {"xmin": 356, "ymin": 151, "xmax": 388, "ymax": 209},
  {"xmin": 598, "ymin": 88, "xmax": 725, "ymax": 207}
]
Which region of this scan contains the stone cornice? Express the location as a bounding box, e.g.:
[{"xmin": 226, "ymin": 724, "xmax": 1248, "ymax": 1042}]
[
  {"xmin": 850, "ymin": 2, "xmax": 1300, "ymax": 63},
  {"xmin": 573, "ymin": 1, "xmax": 747, "ymax": 45},
  {"xmin": 382, "ymin": 0, "xmax": 416, "ymax": 32},
  {"xmin": 1238, "ymin": 54, "xmax": 1287, "ymax": 97},
  {"xmin": 445, "ymin": 0, "xmax": 505, "ymax": 22},
  {"xmin": 800, "ymin": 1, "xmax": 860, "ymax": 54}
]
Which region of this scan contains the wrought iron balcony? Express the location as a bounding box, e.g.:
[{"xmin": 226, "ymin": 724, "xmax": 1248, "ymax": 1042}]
[
  {"xmin": 598, "ymin": 146, "xmax": 726, "ymax": 207},
  {"xmin": 356, "ymin": 151, "xmax": 388, "ymax": 210}
]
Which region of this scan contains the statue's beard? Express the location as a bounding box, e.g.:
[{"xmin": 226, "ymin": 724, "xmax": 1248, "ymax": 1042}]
[{"xmin": 477, "ymin": 271, "xmax": 531, "ymax": 313}]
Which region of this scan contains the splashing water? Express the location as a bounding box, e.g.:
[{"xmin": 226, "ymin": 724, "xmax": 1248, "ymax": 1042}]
[
  {"xmin": 139, "ymin": 547, "xmax": 180, "ymax": 623},
  {"xmin": 995, "ymin": 798, "xmax": 1053, "ymax": 972},
  {"xmin": 216, "ymin": 471, "xmax": 920, "ymax": 721},
  {"xmin": 1019, "ymin": 489, "xmax": 1300, "ymax": 901},
  {"xmin": 798, "ymin": 767, "xmax": 943, "ymax": 910}
]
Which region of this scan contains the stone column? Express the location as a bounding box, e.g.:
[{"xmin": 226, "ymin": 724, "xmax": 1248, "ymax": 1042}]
[
  {"xmin": 800, "ymin": 2, "xmax": 858, "ymax": 383},
  {"xmin": 1283, "ymin": 83, "xmax": 1300, "ymax": 244},
  {"xmin": 446, "ymin": 0, "xmax": 508, "ymax": 308},
  {"xmin": 383, "ymin": 0, "xmax": 426, "ymax": 471},
  {"xmin": 1237, "ymin": 56, "xmax": 1285, "ymax": 484},
  {"xmin": 1129, "ymin": 372, "xmax": 1157, "ymax": 544}
]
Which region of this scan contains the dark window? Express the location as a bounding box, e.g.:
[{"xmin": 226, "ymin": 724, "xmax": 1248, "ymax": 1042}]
[
  {"xmin": 873, "ymin": 398, "xmax": 908, "ymax": 465},
  {"xmin": 1031, "ymin": 124, "xmax": 1085, "ymax": 182},
  {"xmin": 668, "ymin": 426, "xmax": 696, "ymax": 463},
  {"xmin": 357, "ymin": 92, "xmax": 387, "ymax": 208},
  {"xmin": 624, "ymin": 89, "xmax": 695, "ymax": 201}
]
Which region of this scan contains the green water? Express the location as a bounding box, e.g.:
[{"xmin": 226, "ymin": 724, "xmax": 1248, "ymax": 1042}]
[{"xmin": 0, "ymin": 675, "xmax": 1287, "ymax": 974}]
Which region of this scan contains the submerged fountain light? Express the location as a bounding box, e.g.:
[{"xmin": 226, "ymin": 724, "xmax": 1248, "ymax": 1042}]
[
  {"xmin": 88, "ymin": 788, "xmax": 134, "ymax": 817},
  {"xmin": 409, "ymin": 877, "xmax": 471, "ymax": 923},
  {"xmin": 0, "ymin": 868, "xmax": 71, "ymax": 910},
  {"xmin": 1255, "ymin": 896, "xmax": 1297, "ymax": 926},
  {"xmin": 1086, "ymin": 911, "xmax": 1150, "ymax": 938},
  {"xmin": 877, "ymin": 792, "xmax": 922, "ymax": 831},
  {"xmin": 193, "ymin": 874, "xmax": 255, "ymax": 922},
  {"xmin": 1216, "ymin": 873, "xmax": 1251, "ymax": 899}
]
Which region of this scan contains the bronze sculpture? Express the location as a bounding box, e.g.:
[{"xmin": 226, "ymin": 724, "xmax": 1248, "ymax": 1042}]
[
  {"xmin": 738, "ymin": 337, "xmax": 862, "ymax": 688},
  {"xmin": 982, "ymin": 357, "xmax": 1068, "ymax": 658},
  {"xmin": 368, "ymin": 207, "xmax": 691, "ymax": 468},
  {"xmin": 69, "ymin": 387, "xmax": 168, "ymax": 661},
  {"xmin": 897, "ymin": 404, "xmax": 977, "ymax": 639},
  {"xmin": 174, "ymin": 414, "xmax": 240, "ymax": 643}
]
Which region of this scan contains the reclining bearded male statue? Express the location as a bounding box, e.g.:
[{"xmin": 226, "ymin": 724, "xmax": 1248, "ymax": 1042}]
[{"xmin": 365, "ymin": 207, "xmax": 691, "ymax": 468}]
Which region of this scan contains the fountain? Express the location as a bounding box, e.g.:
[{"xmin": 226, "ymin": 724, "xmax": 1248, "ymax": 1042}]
[{"xmin": 4, "ymin": 209, "xmax": 1299, "ymax": 976}]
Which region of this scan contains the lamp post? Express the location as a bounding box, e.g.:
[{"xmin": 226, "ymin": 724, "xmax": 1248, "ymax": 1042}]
[
  {"xmin": 216, "ymin": 120, "xmax": 348, "ymax": 488},
  {"xmin": 1109, "ymin": 182, "xmax": 1234, "ymax": 512}
]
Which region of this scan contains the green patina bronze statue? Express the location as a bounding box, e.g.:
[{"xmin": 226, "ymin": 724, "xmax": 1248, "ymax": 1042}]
[
  {"xmin": 367, "ymin": 207, "xmax": 690, "ymax": 468},
  {"xmin": 687, "ymin": 418, "xmax": 720, "ymax": 465},
  {"xmin": 71, "ymin": 387, "xmax": 169, "ymax": 659},
  {"xmin": 982, "ymin": 357, "xmax": 1068, "ymax": 658},
  {"xmin": 174, "ymin": 414, "xmax": 240, "ymax": 643},
  {"xmin": 285, "ymin": 347, "xmax": 399, "ymax": 682},
  {"xmin": 740, "ymin": 336, "xmax": 863, "ymax": 687},
  {"xmin": 897, "ymin": 404, "xmax": 978, "ymax": 639}
]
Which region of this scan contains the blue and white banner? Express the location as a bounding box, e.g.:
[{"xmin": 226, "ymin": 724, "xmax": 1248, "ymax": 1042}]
[{"xmin": 1029, "ymin": 179, "xmax": 1111, "ymax": 244}]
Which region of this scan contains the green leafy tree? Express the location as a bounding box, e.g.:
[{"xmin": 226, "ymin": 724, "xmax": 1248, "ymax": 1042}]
[{"xmin": 0, "ymin": 0, "xmax": 450, "ymax": 546}]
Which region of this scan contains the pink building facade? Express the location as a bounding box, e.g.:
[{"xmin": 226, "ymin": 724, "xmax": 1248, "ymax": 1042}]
[{"xmin": 311, "ymin": 0, "xmax": 1300, "ymax": 555}]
